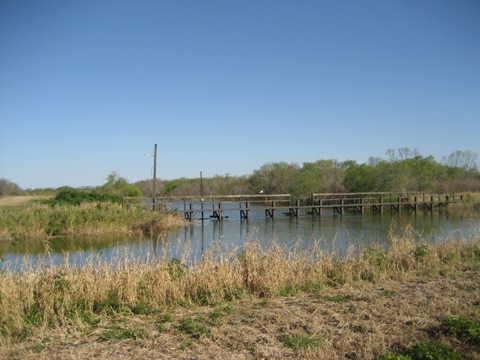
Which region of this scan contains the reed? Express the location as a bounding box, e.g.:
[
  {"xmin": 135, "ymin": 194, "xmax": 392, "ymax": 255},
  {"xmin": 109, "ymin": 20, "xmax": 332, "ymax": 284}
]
[
  {"xmin": 0, "ymin": 202, "xmax": 185, "ymax": 242},
  {"xmin": 0, "ymin": 227, "xmax": 478, "ymax": 346}
]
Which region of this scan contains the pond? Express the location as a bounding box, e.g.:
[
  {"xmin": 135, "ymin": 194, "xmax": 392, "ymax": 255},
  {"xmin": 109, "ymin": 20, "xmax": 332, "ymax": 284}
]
[{"xmin": 1, "ymin": 207, "xmax": 479, "ymax": 271}]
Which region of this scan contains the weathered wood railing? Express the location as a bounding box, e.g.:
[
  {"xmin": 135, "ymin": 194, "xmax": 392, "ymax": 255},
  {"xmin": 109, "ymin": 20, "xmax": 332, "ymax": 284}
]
[{"xmin": 123, "ymin": 192, "xmax": 461, "ymax": 221}]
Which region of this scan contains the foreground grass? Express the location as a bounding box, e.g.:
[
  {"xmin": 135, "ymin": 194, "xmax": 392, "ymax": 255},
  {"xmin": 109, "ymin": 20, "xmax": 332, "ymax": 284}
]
[
  {"xmin": 0, "ymin": 229, "xmax": 479, "ymax": 359},
  {"xmin": 0, "ymin": 201, "xmax": 185, "ymax": 241}
]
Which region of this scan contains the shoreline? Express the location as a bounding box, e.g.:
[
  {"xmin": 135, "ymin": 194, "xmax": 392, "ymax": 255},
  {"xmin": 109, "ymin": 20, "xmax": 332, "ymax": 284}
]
[{"xmin": 0, "ymin": 235, "xmax": 479, "ymax": 358}]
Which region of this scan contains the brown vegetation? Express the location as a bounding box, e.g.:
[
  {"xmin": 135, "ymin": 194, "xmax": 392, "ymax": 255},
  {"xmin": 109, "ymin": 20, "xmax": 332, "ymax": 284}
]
[
  {"xmin": 0, "ymin": 230, "xmax": 479, "ymax": 359},
  {"xmin": 0, "ymin": 196, "xmax": 50, "ymax": 208}
]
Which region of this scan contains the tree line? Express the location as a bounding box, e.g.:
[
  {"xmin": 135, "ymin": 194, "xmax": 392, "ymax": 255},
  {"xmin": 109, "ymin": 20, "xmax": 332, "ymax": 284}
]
[
  {"xmin": 137, "ymin": 148, "xmax": 480, "ymax": 199},
  {"xmin": 2, "ymin": 149, "xmax": 479, "ymax": 199}
]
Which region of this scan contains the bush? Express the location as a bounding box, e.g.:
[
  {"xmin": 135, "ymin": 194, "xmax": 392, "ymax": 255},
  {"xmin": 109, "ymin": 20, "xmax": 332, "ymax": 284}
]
[{"xmin": 50, "ymin": 188, "xmax": 122, "ymax": 206}]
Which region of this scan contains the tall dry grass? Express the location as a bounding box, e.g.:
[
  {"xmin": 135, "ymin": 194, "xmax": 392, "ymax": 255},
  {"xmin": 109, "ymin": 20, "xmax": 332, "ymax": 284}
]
[{"xmin": 0, "ymin": 227, "xmax": 478, "ymax": 346}]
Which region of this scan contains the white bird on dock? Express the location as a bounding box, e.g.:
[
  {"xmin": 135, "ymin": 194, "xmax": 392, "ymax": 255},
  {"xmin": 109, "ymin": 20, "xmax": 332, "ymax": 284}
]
[{"xmin": 259, "ymin": 190, "xmax": 264, "ymax": 194}]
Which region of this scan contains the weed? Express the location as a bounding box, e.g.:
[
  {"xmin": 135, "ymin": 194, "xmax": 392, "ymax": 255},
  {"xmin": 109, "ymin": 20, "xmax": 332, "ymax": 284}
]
[
  {"xmin": 156, "ymin": 313, "xmax": 174, "ymax": 332},
  {"xmin": 209, "ymin": 304, "xmax": 235, "ymax": 322},
  {"xmin": 318, "ymin": 294, "xmax": 357, "ymax": 303},
  {"xmin": 375, "ymin": 353, "xmax": 410, "ymax": 360},
  {"xmin": 381, "ymin": 289, "xmax": 395, "ymax": 297},
  {"xmin": 53, "ymin": 271, "xmax": 70, "ymax": 290},
  {"xmin": 94, "ymin": 292, "xmax": 122, "ymax": 314},
  {"xmin": 209, "ymin": 309, "xmax": 224, "ymax": 321},
  {"xmin": 278, "ymin": 285, "xmax": 297, "ymax": 296},
  {"xmin": 132, "ymin": 301, "xmax": 157, "ymax": 315},
  {"xmin": 179, "ymin": 341, "xmax": 192, "ymax": 350},
  {"xmin": 377, "ymin": 341, "xmax": 461, "ymax": 360},
  {"xmin": 441, "ymin": 316, "xmax": 480, "ymax": 345},
  {"xmin": 223, "ymin": 287, "xmax": 245, "ymax": 301},
  {"xmin": 160, "ymin": 313, "xmax": 174, "ymax": 323},
  {"xmin": 177, "ymin": 317, "xmax": 210, "ymax": 338},
  {"xmin": 24, "ymin": 303, "xmax": 43, "ymax": 326},
  {"xmin": 283, "ymin": 334, "xmax": 321, "ymax": 350},
  {"xmin": 414, "ymin": 245, "xmax": 429, "ymax": 260},
  {"xmin": 300, "ymin": 280, "xmax": 322, "ymax": 292},
  {"xmin": 100, "ymin": 326, "xmax": 144, "ymax": 341},
  {"xmin": 364, "ymin": 247, "xmax": 388, "ymax": 268},
  {"xmin": 405, "ymin": 341, "xmax": 461, "ymax": 360},
  {"xmin": 220, "ymin": 303, "xmax": 235, "ymax": 315},
  {"xmin": 193, "ymin": 287, "xmax": 211, "ymax": 306},
  {"xmin": 27, "ymin": 342, "xmax": 48, "ymax": 353},
  {"xmin": 167, "ymin": 258, "xmax": 185, "ymax": 279}
]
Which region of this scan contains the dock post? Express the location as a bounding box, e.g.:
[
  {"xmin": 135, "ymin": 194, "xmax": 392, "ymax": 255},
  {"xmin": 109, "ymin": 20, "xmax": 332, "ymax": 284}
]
[
  {"xmin": 183, "ymin": 200, "xmax": 188, "ymax": 221},
  {"xmin": 240, "ymin": 201, "xmax": 250, "ymax": 220}
]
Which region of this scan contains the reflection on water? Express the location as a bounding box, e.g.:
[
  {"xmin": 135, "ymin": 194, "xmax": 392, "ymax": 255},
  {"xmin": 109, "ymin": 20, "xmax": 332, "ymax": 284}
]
[{"xmin": 1, "ymin": 209, "xmax": 479, "ymax": 271}]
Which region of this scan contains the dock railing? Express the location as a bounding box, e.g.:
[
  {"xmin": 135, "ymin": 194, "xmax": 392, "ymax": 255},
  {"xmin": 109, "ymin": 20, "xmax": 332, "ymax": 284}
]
[{"xmin": 123, "ymin": 192, "xmax": 461, "ymax": 220}]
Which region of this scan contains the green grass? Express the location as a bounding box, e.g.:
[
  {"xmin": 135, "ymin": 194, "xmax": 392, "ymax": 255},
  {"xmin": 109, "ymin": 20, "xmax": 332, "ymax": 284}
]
[
  {"xmin": 176, "ymin": 317, "xmax": 210, "ymax": 338},
  {"xmin": 283, "ymin": 334, "xmax": 322, "ymax": 350},
  {"xmin": 0, "ymin": 202, "xmax": 183, "ymax": 241},
  {"xmin": 441, "ymin": 316, "xmax": 480, "ymax": 345},
  {"xmin": 100, "ymin": 325, "xmax": 145, "ymax": 341},
  {"xmin": 376, "ymin": 317, "xmax": 480, "ymax": 359}
]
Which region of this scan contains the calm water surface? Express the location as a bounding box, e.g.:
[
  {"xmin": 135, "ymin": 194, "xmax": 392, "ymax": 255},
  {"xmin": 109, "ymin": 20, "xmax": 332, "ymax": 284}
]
[{"xmin": 1, "ymin": 208, "xmax": 479, "ymax": 271}]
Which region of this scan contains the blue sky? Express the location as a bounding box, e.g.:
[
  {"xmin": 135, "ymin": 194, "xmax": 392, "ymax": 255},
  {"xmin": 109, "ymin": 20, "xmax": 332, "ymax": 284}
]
[{"xmin": 1, "ymin": 0, "xmax": 479, "ymax": 189}]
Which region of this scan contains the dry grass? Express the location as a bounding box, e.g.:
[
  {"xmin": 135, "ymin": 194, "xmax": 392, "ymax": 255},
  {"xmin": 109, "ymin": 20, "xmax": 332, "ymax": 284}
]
[
  {"xmin": 0, "ymin": 196, "xmax": 51, "ymax": 208},
  {"xmin": 0, "ymin": 229, "xmax": 479, "ymax": 359}
]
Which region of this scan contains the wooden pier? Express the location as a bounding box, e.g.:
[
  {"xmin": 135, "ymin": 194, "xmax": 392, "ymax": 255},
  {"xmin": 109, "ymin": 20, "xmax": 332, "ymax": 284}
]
[{"xmin": 124, "ymin": 192, "xmax": 462, "ymax": 222}]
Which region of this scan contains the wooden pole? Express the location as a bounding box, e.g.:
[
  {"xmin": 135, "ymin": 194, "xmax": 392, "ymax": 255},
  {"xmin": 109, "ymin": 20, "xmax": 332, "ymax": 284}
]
[{"xmin": 152, "ymin": 144, "xmax": 157, "ymax": 210}]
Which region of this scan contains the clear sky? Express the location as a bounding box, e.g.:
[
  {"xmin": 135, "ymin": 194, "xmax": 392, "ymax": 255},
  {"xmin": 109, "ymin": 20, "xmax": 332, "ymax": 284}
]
[{"xmin": 1, "ymin": 0, "xmax": 479, "ymax": 189}]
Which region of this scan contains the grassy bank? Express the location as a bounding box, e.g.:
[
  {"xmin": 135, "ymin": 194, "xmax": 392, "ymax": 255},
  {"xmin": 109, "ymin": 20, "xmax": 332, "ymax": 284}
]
[
  {"xmin": 0, "ymin": 229, "xmax": 479, "ymax": 358},
  {"xmin": 0, "ymin": 201, "xmax": 185, "ymax": 242}
]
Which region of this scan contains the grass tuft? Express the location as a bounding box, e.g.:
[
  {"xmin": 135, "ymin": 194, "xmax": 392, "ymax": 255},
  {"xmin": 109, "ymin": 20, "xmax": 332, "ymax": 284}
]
[{"xmin": 283, "ymin": 334, "xmax": 322, "ymax": 350}]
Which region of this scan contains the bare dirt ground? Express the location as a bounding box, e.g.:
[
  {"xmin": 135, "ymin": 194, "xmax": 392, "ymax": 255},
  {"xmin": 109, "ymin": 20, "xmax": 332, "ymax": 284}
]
[{"xmin": 2, "ymin": 268, "xmax": 479, "ymax": 360}]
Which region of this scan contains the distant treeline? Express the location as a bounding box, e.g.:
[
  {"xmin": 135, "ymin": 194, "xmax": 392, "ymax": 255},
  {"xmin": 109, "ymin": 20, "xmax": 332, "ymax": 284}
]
[
  {"xmin": 2, "ymin": 148, "xmax": 479, "ymax": 199},
  {"xmin": 136, "ymin": 148, "xmax": 480, "ymax": 199}
]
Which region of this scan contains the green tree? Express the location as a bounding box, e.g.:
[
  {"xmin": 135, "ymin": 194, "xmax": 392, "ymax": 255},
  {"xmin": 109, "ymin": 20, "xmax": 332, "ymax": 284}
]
[
  {"xmin": 101, "ymin": 172, "xmax": 142, "ymax": 197},
  {"xmin": 401, "ymin": 155, "xmax": 446, "ymax": 191},
  {"xmin": 343, "ymin": 163, "xmax": 378, "ymax": 192},
  {"xmin": 249, "ymin": 162, "xmax": 299, "ymax": 194}
]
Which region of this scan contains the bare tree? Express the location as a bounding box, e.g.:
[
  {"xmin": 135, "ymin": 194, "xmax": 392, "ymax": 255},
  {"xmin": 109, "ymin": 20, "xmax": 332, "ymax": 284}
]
[
  {"xmin": 443, "ymin": 150, "xmax": 479, "ymax": 172},
  {"xmin": 0, "ymin": 178, "xmax": 21, "ymax": 196}
]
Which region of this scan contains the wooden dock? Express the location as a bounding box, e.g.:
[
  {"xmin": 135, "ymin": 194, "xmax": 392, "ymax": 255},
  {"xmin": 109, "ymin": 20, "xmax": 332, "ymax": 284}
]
[{"xmin": 124, "ymin": 192, "xmax": 462, "ymax": 222}]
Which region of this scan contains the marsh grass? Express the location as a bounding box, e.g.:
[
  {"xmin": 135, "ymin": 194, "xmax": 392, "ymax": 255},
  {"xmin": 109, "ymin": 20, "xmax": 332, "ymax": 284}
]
[
  {"xmin": 0, "ymin": 226, "xmax": 479, "ymax": 348},
  {"xmin": 0, "ymin": 202, "xmax": 184, "ymax": 241}
]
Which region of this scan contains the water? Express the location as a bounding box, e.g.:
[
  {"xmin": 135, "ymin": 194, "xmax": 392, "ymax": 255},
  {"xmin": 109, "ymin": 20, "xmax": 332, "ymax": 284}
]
[{"xmin": 1, "ymin": 207, "xmax": 479, "ymax": 271}]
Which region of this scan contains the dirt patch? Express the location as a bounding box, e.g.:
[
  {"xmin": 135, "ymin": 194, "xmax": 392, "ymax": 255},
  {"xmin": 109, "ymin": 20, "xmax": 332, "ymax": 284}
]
[{"xmin": 2, "ymin": 269, "xmax": 479, "ymax": 359}]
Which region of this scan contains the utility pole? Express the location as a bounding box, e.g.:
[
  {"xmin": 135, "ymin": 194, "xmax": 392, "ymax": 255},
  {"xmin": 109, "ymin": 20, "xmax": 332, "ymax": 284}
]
[{"xmin": 152, "ymin": 143, "xmax": 157, "ymax": 210}]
